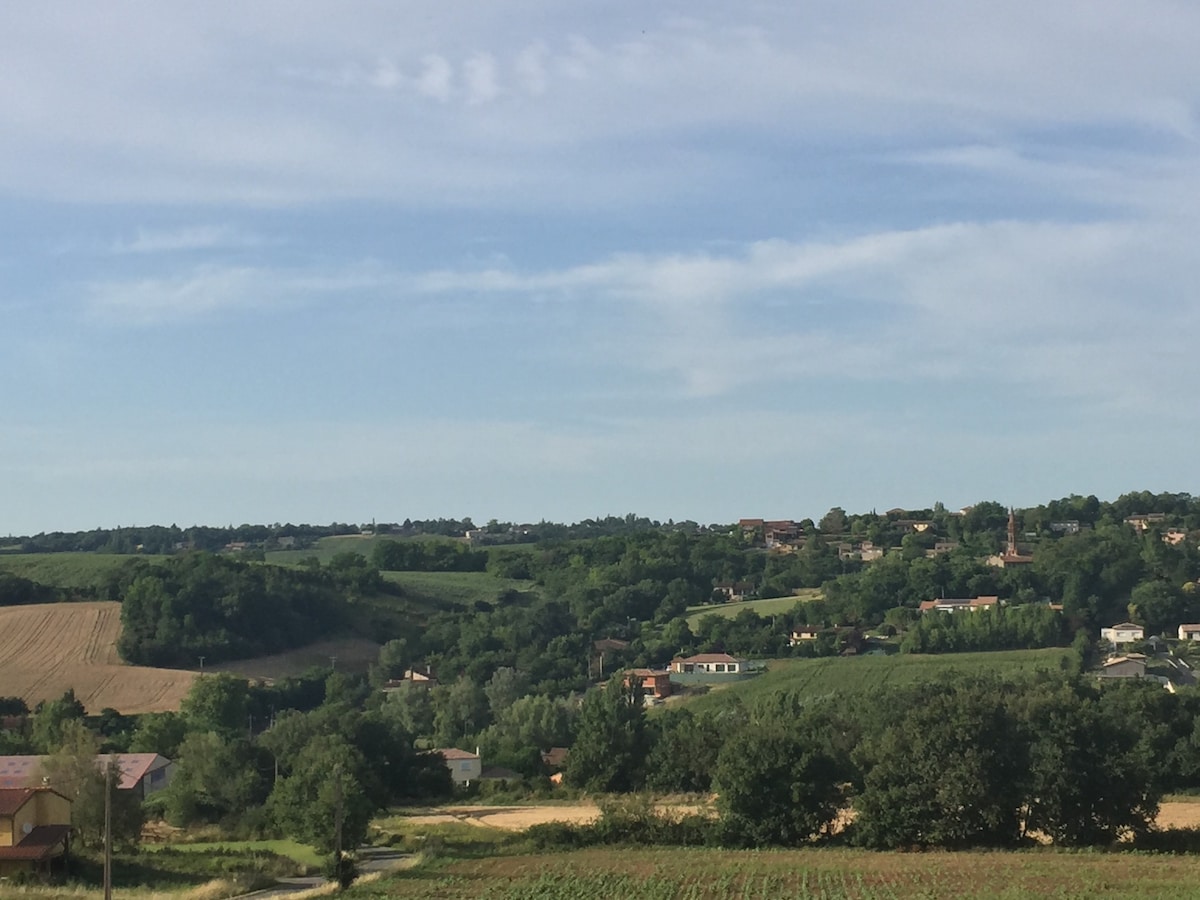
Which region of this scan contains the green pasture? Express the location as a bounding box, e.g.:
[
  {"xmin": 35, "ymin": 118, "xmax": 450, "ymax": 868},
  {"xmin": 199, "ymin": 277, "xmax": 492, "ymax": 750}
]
[
  {"xmin": 684, "ymin": 589, "xmax": 821, "ymax": 627},
  {"xmin": 144, "ymin": 838, "xmax": 323, "ymax": 869},
  {"xmin": 263, "ymin": 533, "xmax": 391, "ymax": 565},
  {"xmin": 680, "ymin": 647, "xmax": 1075, "ymax": 712},
  {"xmin": 0, "ymin": 551, "xmax": 148, "ymax": 589},
  {"xmin": 379, "ymin": 570, "xmax": 538, "ymax": 608}
]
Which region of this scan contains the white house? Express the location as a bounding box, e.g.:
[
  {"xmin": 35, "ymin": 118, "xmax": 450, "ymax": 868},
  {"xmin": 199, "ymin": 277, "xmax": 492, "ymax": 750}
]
[
  {"xmin": 670, "ymin": 653, "xmax": 744, "ymax": 674},
  {"xmin": 1100, "ymin": 623, "xmax": 1144, "ymax": 646},
  {"xmin": 435, "ymin": 748, "xmax": 482, "ymax": 785},
  {"xmin": 918, "ymin": 596, "xmax": 999, "ymax": 614},
  {"xmin": 1178, "ymin": 624, "xmax": 1200, "ymax": 641}
]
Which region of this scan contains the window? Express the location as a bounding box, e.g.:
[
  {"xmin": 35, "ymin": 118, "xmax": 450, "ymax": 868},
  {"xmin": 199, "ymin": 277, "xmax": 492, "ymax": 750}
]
[
  {"xmin": 460, "ymin": 762, "xmax": 472, "ymax": 771},
  {"xmin": 715, "ymin": 664, "xmax": 725, "ymax": 672}
]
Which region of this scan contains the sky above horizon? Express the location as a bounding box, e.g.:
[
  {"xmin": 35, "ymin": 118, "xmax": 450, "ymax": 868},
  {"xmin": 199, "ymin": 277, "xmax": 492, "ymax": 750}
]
[{"xmin": 3, "ymin": 2, "xmax": 1199, "ymax": 534}]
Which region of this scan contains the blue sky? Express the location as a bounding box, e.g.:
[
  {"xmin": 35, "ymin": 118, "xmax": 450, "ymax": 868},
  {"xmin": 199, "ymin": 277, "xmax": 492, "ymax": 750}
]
[{"xmin": 3, "ymin": 2, "xmax": 1199, "ymax": 533}]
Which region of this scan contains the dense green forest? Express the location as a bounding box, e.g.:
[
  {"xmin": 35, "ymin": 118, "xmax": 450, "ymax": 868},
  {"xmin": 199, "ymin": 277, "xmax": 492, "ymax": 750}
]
[{"xmin": 114, "ymin": 554, "xmax": 357, "ymax": 667}]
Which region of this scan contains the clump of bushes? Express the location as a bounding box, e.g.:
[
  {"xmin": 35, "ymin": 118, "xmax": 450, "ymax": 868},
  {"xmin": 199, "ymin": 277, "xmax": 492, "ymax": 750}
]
[{"xmin": 525, "ymin": 796, "xmax": 718, "ymax": 850}]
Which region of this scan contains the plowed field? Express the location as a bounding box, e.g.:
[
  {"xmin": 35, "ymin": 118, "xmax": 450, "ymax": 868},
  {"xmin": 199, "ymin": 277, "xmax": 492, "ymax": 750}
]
[{"xmin": 0, "ymin": 601, "xmax": 197, "ymax": 714}]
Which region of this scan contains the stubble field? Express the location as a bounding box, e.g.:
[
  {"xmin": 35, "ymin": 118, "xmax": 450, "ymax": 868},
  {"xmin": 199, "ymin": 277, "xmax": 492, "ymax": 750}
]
[{"xmin": 0, "ymin": 601, "xmax": 197, "ymax": 714}]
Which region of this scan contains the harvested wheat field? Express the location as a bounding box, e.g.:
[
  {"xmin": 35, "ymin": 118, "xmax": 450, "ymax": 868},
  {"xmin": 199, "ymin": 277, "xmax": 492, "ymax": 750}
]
[
  {"xmin": 400, "ymin": 802, "xmax": 715, "ymax": 831},
  {"xmin": 0, "ymin": 601, "xmax": 197, "ymax": 714},
  {"xmin": 206, "ymin": 636, "xmax": 381, "ymax": 681},
  {"xmin": 403, "ymin": 800, "xmax": 1200, "ymax": 836}
]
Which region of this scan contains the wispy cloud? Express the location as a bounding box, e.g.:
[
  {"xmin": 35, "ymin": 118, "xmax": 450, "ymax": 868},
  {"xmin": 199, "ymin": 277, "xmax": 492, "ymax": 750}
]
[
  {"xmin": 111, "ymin": 224, "xmax": 267, "ymax": 254},
  {"xmin": 4, "ymin": 4, "xmax": 1199, "ymax": 207},
  {"xmin": 82, "ymin": 216, "xmax": 1200, "ymax": 414},
  {"xmin": 85, "ymin": 264, "xmax": 389, "ymax": 325}
]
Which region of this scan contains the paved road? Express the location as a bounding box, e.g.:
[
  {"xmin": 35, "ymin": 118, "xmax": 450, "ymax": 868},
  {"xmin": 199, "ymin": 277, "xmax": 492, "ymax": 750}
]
[{"xmin": 231, "ymin": 848, "xmax": 413, "ymax": 898}]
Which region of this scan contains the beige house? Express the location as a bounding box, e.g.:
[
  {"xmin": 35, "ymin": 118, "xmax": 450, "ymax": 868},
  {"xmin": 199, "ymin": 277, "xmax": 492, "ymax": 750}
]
[
  {"xmin": 1178, "ymin": 624, "xmax": 1200, "ymax": 641},
  {"xmin": 0, "ymin": 787, "xmax": 71, "ymax": 878},
  {"xmin": 1125, "ymin": 513, "xmax": 1166, "ymax": 533},
  {"xmin": 1100, "ymin": 623, "xmax": 1144, "ymax": 646},
  {"xmin": 789, "ymin": 627, "xmax": 822, "ymax": 644},
  {"xmin": 436, "ymin": 748, "xmax": 482, "ymax": 785}
]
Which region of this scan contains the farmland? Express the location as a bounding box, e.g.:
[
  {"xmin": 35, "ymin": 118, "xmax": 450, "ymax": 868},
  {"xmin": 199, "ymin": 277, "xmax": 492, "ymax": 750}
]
[
  {"xmin": 0, "ymin": 551, "xmax": 143, "ymax": 589},
  {"xmin": 684, "ymin": 589, "xmax": 821, "ymax": 628},
  {"xmin": 379, "ymin": 570, "xmax": 538, "ymax": 609},
  {"xmin": 0, "ymin": 601, "xmax": 196, "ymax": 714},
  {"xmin": 352, "ymin": 846, "xmax": 1200, "ymax": 899},
  {"xmin": 678, "ymin": 648, "xmax": 1076, "ymax": 712}
]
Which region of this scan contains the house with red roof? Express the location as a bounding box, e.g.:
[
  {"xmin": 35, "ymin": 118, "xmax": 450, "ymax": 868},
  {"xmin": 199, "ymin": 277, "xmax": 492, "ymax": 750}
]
[
  {"xmin": 0, "ymin": 753, "xmax": 173, "ymax": 799},
  {"xmin": 0, "ymin": 787, "xmax": 71, "ymax": 878}
]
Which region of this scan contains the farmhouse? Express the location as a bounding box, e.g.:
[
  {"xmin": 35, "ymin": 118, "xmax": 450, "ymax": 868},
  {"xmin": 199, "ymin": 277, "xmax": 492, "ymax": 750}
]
[
  {"xmin": 789, "ymin": 626, "xmax": 822, "ymax": 644},
  {"xmin": 624, "ymin": 668, "xmax": 673, "ymax": 701},
  {"xmin": 1125, "ymin": 513, "xmax": 1166, "ymax": 533},
  {"xmin": 918, "ymin": 596, "xmax": 1000, "ymax": 614},
  {"xmin": 381, "ymin": 666, "xmax": 438, "ymax": 693},
  {"xmin": 1097, "ymin": 656, "xmax": 1147, "ymax": 680},
  {"xmin": 0, "ymin": 787, "xmax": 71, "ymax": 878},
  {"xmin": 0, "ymin": 754, "xmax": 174, "ymax": 798},
  {"xmin": 436, "ymin": 748, "xmax": 482, "ymax": 785},
  {"xmin": 713, "ymin": 581, "xmax": 756, "ymax": 602},
  {"xmin": 670, "ymin": 653, "xmax": 745, "ymax": 674},
  {"xmin": 1100, "ymin": 623, "xmax": 1144, "ymax": 646}
]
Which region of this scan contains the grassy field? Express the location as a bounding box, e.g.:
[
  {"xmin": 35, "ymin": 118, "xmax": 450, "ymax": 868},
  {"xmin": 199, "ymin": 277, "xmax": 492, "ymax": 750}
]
[
  {"xmin": 350, "ymin": 845, "xmax": 1200, "ymax": 899},
  {"xmin": 679, "ymin": 648, "xmax": 1075, "ymax": 712},
  {"xmin": 262, "ymin": 532, "xmax": 472, "ymax": 566},
  {"xmin": 0, "ymin": 552, "xmax": 146, "ymax": 589},
  {"xmin": 263, "ymin": 533, "xmax": 392, "ymax": 565},
  {"xmin": 206, "ymin": 636, "xmax": 382, "ymax": 680},
  {"xmin": 144, "ymin": 839, "xmax": 323, "ymax": 869},
  {"xmin": 684, "ymin": 589, "xmax": 822, "ymax": 628},
  {"xmin": 379, "ymin": 571, "xmax": 538, "ymax": 609}
]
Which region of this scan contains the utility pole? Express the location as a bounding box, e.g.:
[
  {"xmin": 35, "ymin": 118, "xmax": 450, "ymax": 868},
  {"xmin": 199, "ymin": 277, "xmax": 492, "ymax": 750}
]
[
  {"xmin": 103, "ymin": 762, "xmax": 112, "ymax": 900},
  {"xmin": 333, "ymin": 763, "xmax": 344, "ymax": 890},
  {"xmin": 198, "ymin": 656, "xmax": 205, "ymax": 676}
]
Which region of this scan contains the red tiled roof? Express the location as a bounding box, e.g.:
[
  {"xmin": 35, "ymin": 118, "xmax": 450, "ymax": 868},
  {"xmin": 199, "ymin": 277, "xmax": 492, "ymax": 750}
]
[
  {"xmin": 0, "ymin": 787, "xmax": 37, "ymax": 817},
  {"xmin": 435, "ymin": 748, "xmax": 479, "ymax": 761},
  {"xmin": 0, "ymin": 825, "xmax": 71, "ymax": 860},
  {"xmin": 0, "ymin": 754, "xmax": 168, "ymax": 792}
]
